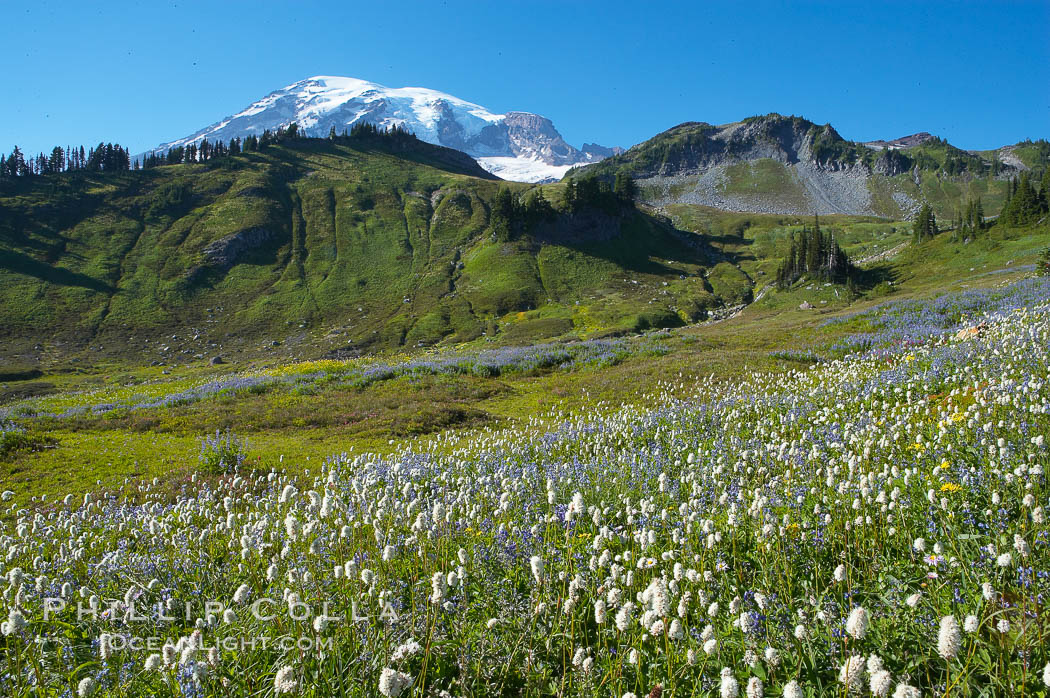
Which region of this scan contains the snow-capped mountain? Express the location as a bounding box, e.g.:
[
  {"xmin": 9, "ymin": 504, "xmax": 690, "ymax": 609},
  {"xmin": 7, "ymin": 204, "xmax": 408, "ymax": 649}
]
[{"xmin": 147, "ymin": 76, "xmax": 620, "ymax": 182}]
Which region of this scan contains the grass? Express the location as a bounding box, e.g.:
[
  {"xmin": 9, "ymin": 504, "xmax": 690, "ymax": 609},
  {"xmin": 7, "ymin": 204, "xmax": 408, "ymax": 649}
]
[{"xmin": 720, "ymin": 159, "xmax": 808, "ymax": 209}]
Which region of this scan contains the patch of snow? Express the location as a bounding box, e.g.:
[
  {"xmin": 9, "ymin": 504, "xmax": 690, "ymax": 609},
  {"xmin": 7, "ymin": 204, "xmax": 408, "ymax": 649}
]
[
  {"xmin": 476, "ymin": 156, "xmax": 575, "ymax": 183},
  {"xmin": 292, "ymin": 76, "xmax": 503, "ymax": 141}
]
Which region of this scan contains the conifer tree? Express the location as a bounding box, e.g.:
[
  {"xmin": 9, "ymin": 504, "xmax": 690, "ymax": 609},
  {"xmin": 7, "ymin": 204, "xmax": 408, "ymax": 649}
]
[
  {"xmin": 490, "ymin": 186, "xmax": 516, "ymax": 242},
  {"xmin": 562, "ymin": 179, "xmax": 577, "ymax": 213},
  {"xmin": 48, "ymin": 146, "xmax": 64, "ymax": 173},
  {"xmin": 1001, "ymin": 173, "xmax": 1040, "ymax": 225},
  {"xmin": 913, "ymin": 203, "xmax": 937, "ymax": 241},
  {"xmin": 614, "ymin": 171, "xmax": 636, "ymax": 203}
]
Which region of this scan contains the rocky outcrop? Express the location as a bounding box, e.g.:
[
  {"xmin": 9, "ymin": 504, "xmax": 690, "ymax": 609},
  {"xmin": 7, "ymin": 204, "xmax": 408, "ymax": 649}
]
[
  {"xmin": 863, "ymin": 132, "xmax": 935, "ymax": 149},
  {"xmin": 593, "ymin": 115, "xmax": 883, "ymax": 215},
  {"xmin": 580, "ymin": 115, "xmax": 848, "ymax": 181},
  {"xmin": 872, "ymin": 148, "xmax": 911, "ymax": 176},
  {"xmin": 185, "ymin": 226, "xmax": 281, "ymax": 284},
  {"xmin": 581, "ymin": 143, "xmax": 625, "ymax": 159},
  {"xmin": 503, "ymin": 112, "xmax": 581, "ymax": 164},
  {"xmin": 203, "ymin": 227, "xmax": 279, "ymax": 270}
]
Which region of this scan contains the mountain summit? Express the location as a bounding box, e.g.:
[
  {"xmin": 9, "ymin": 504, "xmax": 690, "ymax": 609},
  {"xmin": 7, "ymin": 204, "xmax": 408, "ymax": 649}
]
[{"xmin": 147, "ymin": 76, "xmax": 619, "ymax": 182}]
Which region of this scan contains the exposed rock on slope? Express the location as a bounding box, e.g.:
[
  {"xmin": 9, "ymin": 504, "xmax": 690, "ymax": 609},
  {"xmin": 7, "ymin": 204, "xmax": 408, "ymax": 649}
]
[{"xmin": 575, "ymin": 114, "xmax": 1037, "ymax": 218}]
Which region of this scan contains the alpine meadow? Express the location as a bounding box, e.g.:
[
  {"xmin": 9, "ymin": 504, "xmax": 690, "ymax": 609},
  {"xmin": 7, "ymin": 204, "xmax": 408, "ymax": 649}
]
[{"xmin": 1, "ymin": 3, "xmax": 1050, "ymax": 697}]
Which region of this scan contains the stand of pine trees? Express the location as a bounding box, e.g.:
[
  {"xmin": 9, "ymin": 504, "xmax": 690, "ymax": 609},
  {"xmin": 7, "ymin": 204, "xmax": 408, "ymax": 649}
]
[
  {"xmin": 142, "ymin": 137, "xmax": 242, "ymax": 168},
  {"xmin": 1, "ymin": 120, "xmax": 422, "ymax": 179},
  {"xmin": 488, "ymin": 172, "xmax": 637, "ymax": 243},
  {"xmin": 776, "ymin": 216, "xmax": 854, "ymax": 288},
  {"xmin": 951, "ymin": 197, "xmax": 986, "ymax": 239},
  {"xmin": 998, "ymin": 171, "xmax": 1049, "ymax": 226},
  {"xmin": 1, "ymin": 142, "xmax": 130, "ymax": 178},
  {"xmin": 562, "ymin": 173, "xmax": 635, "ymax": 215},
  {"xmin": 489, "ymin": 186, "xmax": 557, "ymax": 242}
]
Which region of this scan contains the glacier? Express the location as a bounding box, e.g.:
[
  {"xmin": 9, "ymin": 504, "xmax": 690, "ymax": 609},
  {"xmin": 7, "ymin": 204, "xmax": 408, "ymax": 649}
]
[{"xmin": 145, "ymin": 76, "xmax": 617, "ymax": 183}]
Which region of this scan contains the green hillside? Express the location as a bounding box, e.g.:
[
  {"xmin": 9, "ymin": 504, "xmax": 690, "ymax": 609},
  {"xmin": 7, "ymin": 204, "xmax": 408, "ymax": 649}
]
[{"xmin": 0, "ymin": 135, "xmax": 759, "ymax": 368}]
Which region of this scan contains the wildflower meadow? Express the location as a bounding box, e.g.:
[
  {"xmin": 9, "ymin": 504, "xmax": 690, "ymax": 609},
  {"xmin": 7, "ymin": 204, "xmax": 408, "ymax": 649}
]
[{"xmin": 1, "ymin": 277, "xmax": 1048, "ymax": 697}]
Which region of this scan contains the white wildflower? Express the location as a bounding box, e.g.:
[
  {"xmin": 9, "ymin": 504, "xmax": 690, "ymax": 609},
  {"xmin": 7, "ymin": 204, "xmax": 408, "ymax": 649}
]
[
  {"xmin": 530, "ymin": 555, "xmax": 544, "ymax": 584},
  {"xmin": 594, "ymin": 599, "xmax": 607, "ymax": 624},
  {"xmin": 845, "ymin": 606, "xmax": 869, "ymax": 640},
  {"xmin": 838, "ymin": 654, "xmax": 865, "ymax": 692},
  {"xmin": 430, "ymin": 572, "xmax": 447, "ymax": 604},
  {"xmin": 391, "ymin": 639, "xmax": 421, "ymax": 662},
  {"xmin": 274, "ymin": 666, "xmax": 296, "ymax": 694},
  {"xmin": 870, "ymin": 670, "xmax": 893, "ymax": 697},
  {"xmin": 892, "ymin": 683, "xmax": 920, "ymax": 698},
  {"xmin": 720, "ymin": 668, "xmax": 739, "ymax": 698},
  {"xmin": 232, "ymin": 583, "xmax": 250, "ymax": 605},
  {"xmin": 378, "ymin": 667, "xmax": 411, "ymax": 697},
  {"xmin": 937, "ymin": 615, "xmax": 961, "ymax": 660}
]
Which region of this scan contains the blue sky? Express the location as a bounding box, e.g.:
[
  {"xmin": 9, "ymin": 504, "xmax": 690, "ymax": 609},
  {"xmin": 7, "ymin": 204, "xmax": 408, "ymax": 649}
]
[{"xmin": 2, "ymin": 0, "xmax": 1047, "ymax": 157}]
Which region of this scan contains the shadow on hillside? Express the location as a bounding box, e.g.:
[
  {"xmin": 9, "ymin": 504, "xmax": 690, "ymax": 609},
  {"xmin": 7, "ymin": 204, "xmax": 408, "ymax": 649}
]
[
  {"xmin": 532, "ymin": 208, "xmax": 729, "ymax": 276},
  {"xmin": 853, "ymin": 263, "xmax": 897, "ymax": 289},
  {"xmin": 705, "ymin": 234, "xmax": 756, "ymax": 247},
  {"xmin": 0, "ymin": 229, "xmax": 65, "ymax": 257},
  {"xmin": 0, "ymin": 250, "xmax": 114, "ymax": 292},
  {"xmin": 561, "ymin": 237, "xmax": 696, "ymax": 276}
]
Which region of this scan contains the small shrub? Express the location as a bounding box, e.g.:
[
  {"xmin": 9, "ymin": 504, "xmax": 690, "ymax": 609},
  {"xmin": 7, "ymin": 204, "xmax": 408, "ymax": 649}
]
[
  {"xmin": 0, "ymin": 421, "xmax": 53, "ymax": 460},
  {"xmin": 0, "ymin": 365, "xmax": 43, "ymax": 382},
  {"xmin": 769, "ymin": 349, "xmax": 822, "ymax": 364},
  {"xmin": 146, "ymin": 180, "xmax": 192, "ymax": 220},
  {"xmin": 198, "ymin": 429, "xmax": 247, "ymax": 474}
]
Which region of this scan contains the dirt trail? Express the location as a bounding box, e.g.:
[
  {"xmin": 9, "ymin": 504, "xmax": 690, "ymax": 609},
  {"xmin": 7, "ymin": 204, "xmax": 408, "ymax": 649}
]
[{"xmin": 855, "ymin": 241, "xmax": 909, "ymax": 266}]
